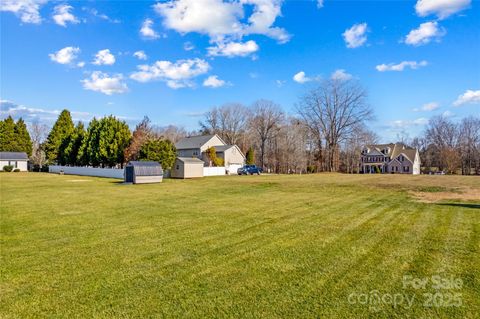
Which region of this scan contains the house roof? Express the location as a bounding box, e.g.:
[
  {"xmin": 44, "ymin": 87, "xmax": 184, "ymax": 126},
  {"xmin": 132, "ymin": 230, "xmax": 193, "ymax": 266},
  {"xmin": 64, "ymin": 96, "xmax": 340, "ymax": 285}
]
[
  {"xmin": 0, "ymin": 152, "xmax": 28, "ymax": 160},
  {"xmin": 213, "ymin": 145, "xmax": 234, "ymax": 152},
  {"xmin": 177, "ymin": 157, "xmax": 205, "ymax": 164},
  {"xmin": 364, "ymin": 143, "xmax": 418, "ymax": 163},
  {"xmin": 175, "ymin": 134, "xmax": 226, "ymax": 149}
]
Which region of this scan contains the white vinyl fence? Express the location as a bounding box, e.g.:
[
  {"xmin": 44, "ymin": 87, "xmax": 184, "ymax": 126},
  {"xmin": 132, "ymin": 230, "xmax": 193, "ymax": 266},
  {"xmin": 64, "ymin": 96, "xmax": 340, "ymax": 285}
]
[
  {"xmin": 49, "ymin": 166, "xmax": 124, "ymax": 179},
  {"xmin": 203, "ymin": 167, "xmax": 226, "ymax": 176}
]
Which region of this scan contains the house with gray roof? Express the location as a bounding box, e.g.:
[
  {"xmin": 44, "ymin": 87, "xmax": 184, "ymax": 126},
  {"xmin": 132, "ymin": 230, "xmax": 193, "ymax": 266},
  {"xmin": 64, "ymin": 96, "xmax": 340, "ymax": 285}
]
[
  {"xmin": 360, "ymin": 143, "xmax": 421, "ymax": 174},
  {"xmin": 175, "ymin": 134, "xmax": 245, "ymax": 174},
  {"xmin": 0, "ymin": 152, "xmax": 28, "ymax": 171}
]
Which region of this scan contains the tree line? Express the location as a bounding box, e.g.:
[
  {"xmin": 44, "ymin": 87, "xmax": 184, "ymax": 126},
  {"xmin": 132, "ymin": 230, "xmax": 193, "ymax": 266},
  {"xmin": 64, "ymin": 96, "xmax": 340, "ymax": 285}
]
[
  {"xmin": 3, "ymin": 78, "xmax": 478, "ymax": 175},
  {"xmin": 0, "ymin": 116, "xmax": 33, "ymax": 156},
  {"xmin": 29, "ymin": 110, "xmax": 176, "ymax": 170}
]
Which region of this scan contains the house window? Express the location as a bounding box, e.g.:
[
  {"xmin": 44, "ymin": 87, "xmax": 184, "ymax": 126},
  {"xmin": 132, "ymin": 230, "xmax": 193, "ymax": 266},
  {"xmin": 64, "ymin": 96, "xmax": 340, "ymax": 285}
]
[
  {"xmin": 176, "ymin": 165, "xmax": 179, "ymax": 170},
  {"xmin": 9, "ymin": 161, "xmax": 18, "ymax": 168},
  {"xmin": 403, "ymin": 166, "xmax": 409, "ymax": 172},
  {"xmin": 193, "ymin": 151, "xmax": 198, "ymax": 156}
]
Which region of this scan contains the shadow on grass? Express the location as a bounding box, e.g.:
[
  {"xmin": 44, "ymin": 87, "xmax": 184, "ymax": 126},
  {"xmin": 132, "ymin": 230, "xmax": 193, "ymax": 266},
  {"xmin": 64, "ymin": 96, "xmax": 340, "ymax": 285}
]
[{"xmin": 437, "ymin": 203, "xmax": 480, "ymax": 209}]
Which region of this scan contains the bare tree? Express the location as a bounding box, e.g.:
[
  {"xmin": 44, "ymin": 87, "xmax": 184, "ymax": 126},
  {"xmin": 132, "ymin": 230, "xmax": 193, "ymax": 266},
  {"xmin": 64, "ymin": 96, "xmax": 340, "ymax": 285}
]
[
  {"xmin": 153, "ymin": 124, "xmax": 187, "ymax": 143},
  {"xmin": 199, "ymin": 103, "xmax": 249, "ymax": 147},
  {"xmin": 249, "ymin": 100, "xmax": 284, "ymax": 170},
  {"xmin": 124, "ymin": 116, "xmax": 152, "ymax": 162},
  {"xmin": 28, "ymin": 122, "xmax": 49, "ymax": 168},
  {"xmin": 424, "ymin": 116, "xmax": 460, "ymax": 174},
  {"xmin": 458, "ymin": 117, "xmax": 480, "ymax": 175},
  {"xmin": 343, "ymin": 125, "xmax": 378, "ymax": 173},
  {"xmin": 298, "ymin": 78, "xmax": 373, "ymax": 171}
]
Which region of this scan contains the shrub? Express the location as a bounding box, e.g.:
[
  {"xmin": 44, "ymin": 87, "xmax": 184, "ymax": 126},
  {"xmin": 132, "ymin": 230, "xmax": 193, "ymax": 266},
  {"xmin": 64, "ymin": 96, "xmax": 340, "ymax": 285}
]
[
  {"xmin": 3, "ymin": 165, "xmax": 14, "ymax": 172},
  {"xmin": 13, "ymin": 168, "xmax": 20, "ymax": 172},
  {"xmin": 307, "ymin": 165, "xmax": 317, "ymax": 173}
]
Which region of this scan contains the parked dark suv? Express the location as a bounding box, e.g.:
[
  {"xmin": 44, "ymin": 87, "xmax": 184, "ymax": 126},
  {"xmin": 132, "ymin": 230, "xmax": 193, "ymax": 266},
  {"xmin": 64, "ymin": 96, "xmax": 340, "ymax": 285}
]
[{"xmin": 237, "ymin": 165, "xmax": 263, "ymax": 175}]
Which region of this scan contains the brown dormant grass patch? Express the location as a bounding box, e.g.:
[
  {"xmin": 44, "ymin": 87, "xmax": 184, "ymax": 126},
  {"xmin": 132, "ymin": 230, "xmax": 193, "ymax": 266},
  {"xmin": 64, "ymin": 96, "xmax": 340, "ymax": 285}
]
[{"xmin": 410, "ymin": 187, "xmax": 480, "ymax": 203}]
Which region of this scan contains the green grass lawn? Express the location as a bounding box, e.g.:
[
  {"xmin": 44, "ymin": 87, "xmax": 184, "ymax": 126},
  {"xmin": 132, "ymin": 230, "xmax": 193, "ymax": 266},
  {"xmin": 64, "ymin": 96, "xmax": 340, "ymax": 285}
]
[{"xmin": 1, "ymin": 173, "xmax": 479, "ymax": 318}]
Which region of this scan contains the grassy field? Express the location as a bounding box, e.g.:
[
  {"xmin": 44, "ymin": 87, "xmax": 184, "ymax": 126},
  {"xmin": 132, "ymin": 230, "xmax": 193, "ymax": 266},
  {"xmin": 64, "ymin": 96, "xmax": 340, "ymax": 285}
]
[{"xmin": 1, "ymin": 173, "xmax": 479, "ymax": 318}]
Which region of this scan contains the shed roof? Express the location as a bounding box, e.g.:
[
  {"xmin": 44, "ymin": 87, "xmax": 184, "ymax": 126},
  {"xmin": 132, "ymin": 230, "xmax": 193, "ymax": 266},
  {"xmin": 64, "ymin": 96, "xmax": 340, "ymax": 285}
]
[
  {"xmin": 126, "ymin": 161, "xmax": 163, "ymax": 176},
  {"xmin": 176, "ymin": 157, "xmax": 204, "ymax": 164},
  {"xmin": 0, "ymin": 152, "xmax": 28, "ymax": 160}
]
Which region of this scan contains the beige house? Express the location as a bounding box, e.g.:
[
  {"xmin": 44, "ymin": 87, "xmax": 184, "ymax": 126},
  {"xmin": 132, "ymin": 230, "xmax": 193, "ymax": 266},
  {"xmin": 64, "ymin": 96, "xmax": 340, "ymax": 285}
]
[
  {"xmin": 175, "ymin": 134, "xmax": 245, "ymax": 174},
  {"xmin": 171, "ymin": 157, "xmax": 204, "ymax": 179},
  {"xmin": 0, "ymin": 152, "xmax": 28, "ymax": 171},
  {"xmin": 361, "ymin": 143, "xmax": 421, "ymax": 174}
]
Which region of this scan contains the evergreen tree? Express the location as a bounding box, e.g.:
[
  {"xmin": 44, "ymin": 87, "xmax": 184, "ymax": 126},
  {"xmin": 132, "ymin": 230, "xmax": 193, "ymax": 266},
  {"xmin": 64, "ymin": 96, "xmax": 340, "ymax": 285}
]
[
  {"xmin": 138, "ymin": 138, "xmax": 176, "ymax": 169},
  {"xmin": 0, "ymin": 116, "xmax": 18, "ymax": 152},
  {"xmin": 246, "ymin": 147, "xmax": 255, "ymax": 165},
  {"xmin": 14, "ymin": 118, "xmax": 33, "ymax": 156},
  {"xmin": 44, "ymin": 110, "xmax": 74, "ymax": 163},
  {"xmin": 59, "ymin": 122, "xmax": 86, "ymax": 165},
  {"xmin": 81, "ymin": 116, "xmax": 131, "ymax": 167}
]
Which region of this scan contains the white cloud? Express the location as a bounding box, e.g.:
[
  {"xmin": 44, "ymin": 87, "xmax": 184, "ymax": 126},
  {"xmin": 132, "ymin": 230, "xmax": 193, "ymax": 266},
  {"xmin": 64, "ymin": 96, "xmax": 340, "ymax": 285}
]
[
  {"xmin": 154, "ymin": 0, "xmax": 290, "ymax": 44},
  {"xmin": 404, "ymin": 21, "xmax": 446, "ymax": 46},
  {"xmin": 293, "ymin": 71, "xmax": 311, "ymax": 84},
  {"xmin": 203, "ymin": 75, "xmax": 228, "ymax": 88},
  {"xmin": 331, "ymin": 69, "xmax": 352, "ymax": 81},
  {"xmin": 130, "ymin": 58, "xmax": 210, "ymax": 89},
  {"xmin": 49, "ymin": 46, "xmax": 80, "ymax": 65},
  {"xmin": 415, "ymin": 0, "xmax": 471, "ymax": 19},
  {"xmin": 442, "ymin": 110, "xmax": 455, "ymax": 118},
  {"xmin": 85, "ymin": 8, "xmax": 121, "ymax": 23},
  {"xmin": 183, "ymin": 41, "xmax": 195, "ymax": 51},
  {"xmin": 82, "ymin": 71, "xmax": 128, "ymax": 95},
  {"xmin": 93, "ymin": 49, "xmax": 116, "ymax": 65},
  {"xmin": 376, "ymin": 60, "xmax": 428, "ymax": 72},
  {"xmin": 317, "ymin": 0, "xmax": 324, "ymax": 9},
  {"xmin": 52, "ymin": 4, "xmax": 79, "ymax": 27},
  {"xmin": 0, "ymin": 0, "xmax": 48, "ymax": 24},
  {"xmin": 207, "ymin": 40, "xmax": 259, "ymax": 57},
  {"xmin": 140, "ymin": 18, "xmax": 160, "ymax": 39},
  {"xmin": 133, "ymin": 50, "xmax": 148, "ymax": 60},
  {"xmin": 343, "ymin": 23, "xmax": 368, "ymax": 48},
  {"xmin": 453, "ymin": 89, "xmax": 480, "ymax": 107},
  {"xmin": 391, "ymin": 117, "xmax": 428, "ymax": 128},
  {"xmin": 413, "ymin": 102, "xmax": 439, "ymax": 112},
  {"xmin": 77, "ymin": 61, "xmax": 86, "ymax": 68},
  {"xmin": 276, "ymin": 79, "xmax": 285, "ymax": 87}
]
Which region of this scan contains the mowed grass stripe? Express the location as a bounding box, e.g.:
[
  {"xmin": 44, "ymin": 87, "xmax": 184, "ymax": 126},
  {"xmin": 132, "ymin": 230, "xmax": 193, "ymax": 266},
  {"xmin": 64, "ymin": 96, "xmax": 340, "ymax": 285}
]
[{"xmin": 1, "ymin": 173, "xmax": 479, "ymax": 318}]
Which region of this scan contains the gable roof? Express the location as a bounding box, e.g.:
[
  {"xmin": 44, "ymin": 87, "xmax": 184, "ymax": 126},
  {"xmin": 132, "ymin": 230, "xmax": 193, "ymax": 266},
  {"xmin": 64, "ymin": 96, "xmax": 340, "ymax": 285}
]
[
  {"xmin": 177, "ymin": 157, "xmax": 204, "ymax": 164},
  {"xmin": 175, "ymin": 134, "xmax": 226, "ymax": 150},
  {"xmin": 126, "ymin": 161, "xmax": 163, "ymax": 176},
  {"xmin": 0, "ymin": 152, "xmax": 28, "ymax": 160},
  {"xmin": 364, "ymin": 143, "xmax": 418, "ymax": 163}
]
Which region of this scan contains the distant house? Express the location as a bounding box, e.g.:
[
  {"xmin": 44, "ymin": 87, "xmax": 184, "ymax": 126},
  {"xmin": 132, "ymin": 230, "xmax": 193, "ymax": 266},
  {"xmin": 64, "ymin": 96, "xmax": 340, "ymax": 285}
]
[
  {"xmin": 361, "ymin": 143, "xmax": 421, "ymax": 174},
  {"xmin": 175, "ymin": 134, "xmax": 245, "ymax": 174},
  {"xmin": 0, "ymin": 152, "xmax": 28, "ymax": 171}
]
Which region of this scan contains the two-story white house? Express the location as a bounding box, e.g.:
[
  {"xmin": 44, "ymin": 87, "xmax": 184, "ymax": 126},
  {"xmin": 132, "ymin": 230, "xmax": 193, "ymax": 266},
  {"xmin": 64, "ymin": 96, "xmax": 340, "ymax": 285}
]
[
  {"xmin": 175, "ymin": 134, "xmax": 245, "ymax": 174},
  {"xmin": 360, "ymin": 143, "xmax": 421, "ymax": 174}
]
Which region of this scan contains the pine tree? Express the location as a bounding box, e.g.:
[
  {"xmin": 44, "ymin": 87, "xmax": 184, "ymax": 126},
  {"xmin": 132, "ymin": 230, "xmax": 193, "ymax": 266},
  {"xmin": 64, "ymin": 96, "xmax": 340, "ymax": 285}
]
[
  {"xmin": 0, "ymin": 116, "xmax": 18, "ymax": 152},
  {"xmin": 59, "ymin": 122, "xmax": 86, "ymax": 165},
  {"xmin": 246, "ymin": 147, "xmax": 255, "ymax": 165},
  {"xmin": 81, "ymin": 116, "xmax": 131, "ymax": 167},
  {"xmin": 44, "ymin": 110, "xmax": 74, "ymax": 163},
  {"xmin": 138, "ymin": 138, "xmax": 176, "ymax": 169},
  {"xmin": 15, "ymin": 118, "xmax": 33, "ymax": 156}
]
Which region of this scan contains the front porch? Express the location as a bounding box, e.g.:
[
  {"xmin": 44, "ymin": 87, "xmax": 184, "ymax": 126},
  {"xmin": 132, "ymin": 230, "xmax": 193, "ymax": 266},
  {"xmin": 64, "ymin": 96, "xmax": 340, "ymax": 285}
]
[{"xmin": 362, "ymin": 164, "xmax": 386, "ymax": 174}]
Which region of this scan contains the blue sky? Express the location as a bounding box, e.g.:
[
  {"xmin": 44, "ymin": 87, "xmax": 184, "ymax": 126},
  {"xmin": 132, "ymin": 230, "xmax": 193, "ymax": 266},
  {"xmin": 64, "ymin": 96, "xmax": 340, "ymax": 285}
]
[{"xmin": 1, "ymin": 0, "xmax": 479, "ymax": 142}]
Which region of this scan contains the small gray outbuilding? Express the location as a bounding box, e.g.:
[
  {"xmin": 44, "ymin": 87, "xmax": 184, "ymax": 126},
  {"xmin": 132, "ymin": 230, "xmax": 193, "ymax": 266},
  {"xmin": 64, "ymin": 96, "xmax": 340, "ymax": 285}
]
[
  {"xmin": 171, "ymin": 157, "xmax": 204, "ymax": 179},
  {"xmin": 124, "ymin": 161, "xmax": 163, "ymax": 184}
]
